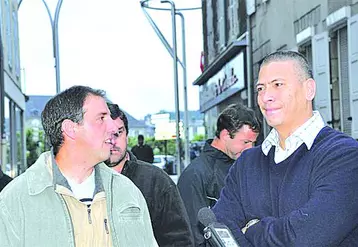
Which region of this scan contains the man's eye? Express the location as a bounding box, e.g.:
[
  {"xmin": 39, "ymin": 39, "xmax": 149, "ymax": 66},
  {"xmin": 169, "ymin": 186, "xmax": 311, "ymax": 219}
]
[
  {"xmin": 275, "ymin": 82, "xmax": 283, "ymax": 87},
  {"xmin": 114, "ymin": 130, "xmax": 124, "ymax": 138},
  {"xmin": 256, "ymin": 87, "xmax": 263, "ymax": 92}
]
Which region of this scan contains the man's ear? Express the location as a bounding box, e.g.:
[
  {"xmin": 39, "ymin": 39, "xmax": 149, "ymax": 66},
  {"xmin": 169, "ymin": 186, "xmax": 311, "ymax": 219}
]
[
  {"xmin": 220, "ymin": 129, "xmax": 231, "ymax": 141},
  {"xmin": 61, "ymin": 119, "xmax": 76, "ymax": 140},
  {"xmin": 306, "ymin": 78, "xmax": 316, "ymax": 101}
]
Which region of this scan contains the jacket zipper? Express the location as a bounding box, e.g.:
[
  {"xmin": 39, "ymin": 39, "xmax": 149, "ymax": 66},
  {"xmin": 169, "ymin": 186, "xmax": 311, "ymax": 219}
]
[
  {"xmin": 87, "ymin": 207, "xmax": 92, "ymax": 224},
  {"xmin": 104, "ymin": 219, "xmax": 109, "ymax": 234}
]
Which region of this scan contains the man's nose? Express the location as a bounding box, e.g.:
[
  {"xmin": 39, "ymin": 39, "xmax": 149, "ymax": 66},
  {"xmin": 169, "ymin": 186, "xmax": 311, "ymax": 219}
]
[
  {"xmin": 261, "ymin": 87, "xmax": 275, "ymax": 103},
  {"xmin": 107, "ymin": 117, "xmax": 117, "ymax": 134}
]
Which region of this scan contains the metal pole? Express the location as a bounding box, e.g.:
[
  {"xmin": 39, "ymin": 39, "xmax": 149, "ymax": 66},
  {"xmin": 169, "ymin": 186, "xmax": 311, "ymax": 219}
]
[
  {"xmin": 140, "ymin": 6, "xmax": 185, "ymax": 68},
  {"xmin": 176, "ymin": 12, "xmax": 190, "ymax": 167},
  {"xmin": 246, "ymin": 15, "xmax": 253, "ymax": 108},
  {"xmin": 18, "ymin": 0, "xmax": 63, "ymax": 94},
  {"xmin": 160, "ymin": 0, "xmax": 182, "ymax": 176},
  {"xmin": 54, "ymin": 0, "xmax": 64, "ymax": 94},
  {"xmin": 0, "ymin": 35, "xmax": 5, "ymax": 171}
]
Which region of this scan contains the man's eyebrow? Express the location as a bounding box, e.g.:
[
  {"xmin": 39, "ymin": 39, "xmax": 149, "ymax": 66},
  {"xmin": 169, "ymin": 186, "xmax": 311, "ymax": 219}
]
[
  {"xmin": 256, "ymin": 78, "xmax": 284, "ymax": 86},
  {"xmin": 96, "ymin": 112, "xmax": 109, "ymax": 117}
]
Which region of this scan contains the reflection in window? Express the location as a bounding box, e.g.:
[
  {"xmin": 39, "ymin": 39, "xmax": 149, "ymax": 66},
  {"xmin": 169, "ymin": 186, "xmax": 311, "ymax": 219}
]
[
  {"xmin": 16, "ymin": 106, "xmax": 23, "ymax": 174},
  {"xmin": 3, "ymin": 96, "xmax": 11, "ymax": 176}
]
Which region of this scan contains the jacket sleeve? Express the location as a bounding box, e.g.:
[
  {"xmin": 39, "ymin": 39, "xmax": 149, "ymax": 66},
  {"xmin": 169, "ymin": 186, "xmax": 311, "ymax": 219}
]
[
  {"xmin": 138, "ymin": 190, "xmax": 159, "ymax": 247},
  {"xmin": 212, "ymin": 160, "xmax": 254, "ymax": 247},
  {"xmin": 0, "ymin": 200, "xmax": 20, "ymax": 247},
  {"xmin": 214, "ymin": 145, "xmax": 358, "ymax": 246},
  {"xmin": 154, "ymin": 184, "xmax": 194, "ymax": 247},
  {"xmin": 177, "ymin": 170, "xmax": 209, "ymax": 247}
]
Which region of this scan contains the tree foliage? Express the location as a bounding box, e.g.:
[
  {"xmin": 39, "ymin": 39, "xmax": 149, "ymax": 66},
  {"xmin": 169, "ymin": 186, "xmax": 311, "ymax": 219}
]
[{"xmin": 26, "ymin": 128, "xmax": 46, "ymax": 168}]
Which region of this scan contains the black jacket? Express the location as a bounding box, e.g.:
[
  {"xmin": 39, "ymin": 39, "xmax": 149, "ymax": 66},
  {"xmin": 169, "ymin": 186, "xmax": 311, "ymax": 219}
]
[
  {"xmin": 177, "ymin": 140, "xmax": 235, "ymax": 246},
  {"xmin": 122, "ymin": 152, "xmax": 194, "ymax": 247},
  {"xmin": 0, "ymin": 170, "xmax": 12, "ymax": 192},
  {"xmin": 131, "ymin": 144, "xmax": 154, "ymax": 163}
]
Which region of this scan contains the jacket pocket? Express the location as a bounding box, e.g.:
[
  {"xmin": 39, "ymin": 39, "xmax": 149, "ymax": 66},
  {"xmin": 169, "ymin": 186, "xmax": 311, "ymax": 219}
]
[{"xmin": 119, "ymin": 206, "xmax": 142, "ymax": 221}]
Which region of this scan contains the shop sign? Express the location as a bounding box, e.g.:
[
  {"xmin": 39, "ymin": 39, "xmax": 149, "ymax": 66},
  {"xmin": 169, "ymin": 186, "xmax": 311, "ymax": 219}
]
[{"xmin": 200, "ymin": 52, "xmax": 245, "ymax": 111}]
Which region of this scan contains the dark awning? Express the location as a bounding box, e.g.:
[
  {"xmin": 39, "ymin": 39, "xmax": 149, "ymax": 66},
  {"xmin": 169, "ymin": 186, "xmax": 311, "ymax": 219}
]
[{"xmin": 193, "ymin": 38, "xmax": 247, "ymax": 86}]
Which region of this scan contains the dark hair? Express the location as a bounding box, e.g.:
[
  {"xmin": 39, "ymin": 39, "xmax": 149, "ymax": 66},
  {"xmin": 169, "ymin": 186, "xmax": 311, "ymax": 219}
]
[
  {"xmin": 138, "ymin": 134, "xmax": 144, "ymax": 141},
  {"xmin": 107, "ymin": 103, "xmax": 128, "ymax": 135},
  {"xmin": 215, "ymin": 103, "xmax": 261, "ymax": 138},
  {"xmin": 41, "ymin": 85, "xmax": 106, "ymax": 156},
  {"xmin": 260, "ymin": 50, "xmax": 313, "ymax": 81}
]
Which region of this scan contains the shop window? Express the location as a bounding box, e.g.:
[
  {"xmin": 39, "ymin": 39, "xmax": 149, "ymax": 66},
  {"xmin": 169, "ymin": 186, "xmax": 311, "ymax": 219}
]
[
  {"xmin": 3, "ymin": 96, "xmax": 11, "ymax": 176},
  {"xmin": 2, "ymin": 97, "xmax": 25, "ymax": 177},
  {"xmin": 4, "ymin": 0, "xmax": 12, "ymax": 69},
  {"xmin": 15, "ymin": 106, "xmax": 24, "ymax": 174}
]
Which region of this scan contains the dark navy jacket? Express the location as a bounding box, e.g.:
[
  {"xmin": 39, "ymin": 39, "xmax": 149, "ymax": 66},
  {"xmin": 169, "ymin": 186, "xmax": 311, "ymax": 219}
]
[{"xmin": 213, "ymin": 127, "xmax": 358, "ymax": 246}]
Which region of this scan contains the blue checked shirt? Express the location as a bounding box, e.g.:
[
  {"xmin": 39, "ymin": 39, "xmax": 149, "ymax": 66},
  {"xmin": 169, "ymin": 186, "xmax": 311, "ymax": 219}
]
[{"xmin": 261, "ymin": 111, "xmax": 326, "ymax": 164}]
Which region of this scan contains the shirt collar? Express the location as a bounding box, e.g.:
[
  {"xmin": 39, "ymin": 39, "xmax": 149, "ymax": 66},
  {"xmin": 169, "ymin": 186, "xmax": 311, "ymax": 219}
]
[{"xmin": 261, "ymin": 111, "xmax": 325, "ymax": 155}]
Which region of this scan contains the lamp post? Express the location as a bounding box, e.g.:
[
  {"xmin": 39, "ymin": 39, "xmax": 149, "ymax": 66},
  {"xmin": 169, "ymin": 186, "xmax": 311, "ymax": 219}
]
[
  {"xmin": 18, "ymin": 0, "xmax": 64, "ymax": 94},
  {"xmin": 140, "ymin": 0, "xmax": 201, "ymax": 175},
  {"xmin": 159, "ymin": 0, "xmax": 181, "ymax": 176}
]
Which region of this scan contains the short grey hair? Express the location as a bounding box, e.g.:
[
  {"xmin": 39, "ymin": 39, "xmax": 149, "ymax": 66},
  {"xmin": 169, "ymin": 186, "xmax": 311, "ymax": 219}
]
[{"xmin": 260, "ymin": 50, "xmax": 313, "ymax": 81}]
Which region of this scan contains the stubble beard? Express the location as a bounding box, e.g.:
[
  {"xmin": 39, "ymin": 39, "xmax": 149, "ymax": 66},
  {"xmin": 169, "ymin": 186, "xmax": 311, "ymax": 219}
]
[{"xmin": 105, "ymin": 149, "xmax": 127, "ymax": 167}]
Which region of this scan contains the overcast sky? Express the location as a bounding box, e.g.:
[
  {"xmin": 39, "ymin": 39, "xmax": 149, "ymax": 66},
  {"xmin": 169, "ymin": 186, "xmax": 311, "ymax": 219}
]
[{"xmin": 18, "ymin": 0, "xmax": 203, "ymax": 119}]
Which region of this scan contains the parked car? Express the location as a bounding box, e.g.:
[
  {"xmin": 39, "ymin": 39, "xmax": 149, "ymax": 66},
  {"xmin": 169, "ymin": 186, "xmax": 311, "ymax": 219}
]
[{"xmin": 152, "ymin": 155, "xmax": 176, "ymax": 175}]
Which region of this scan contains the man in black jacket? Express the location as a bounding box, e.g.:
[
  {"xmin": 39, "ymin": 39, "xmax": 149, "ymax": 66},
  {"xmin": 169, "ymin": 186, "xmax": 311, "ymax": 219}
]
[
  {"xmin": 131, "ymin": 134, "xmax": 154, "ymax": 163},
  {"xmin": 0, "ymin": 169, "xmax": 12, "ymax": 192},
  {"xmin": 177, "ymin": 103, "xmax": 261, "ymax": 246},
  {"xmin": 105, "ymin": 103, "xmax": 194, "ymax": 247}
]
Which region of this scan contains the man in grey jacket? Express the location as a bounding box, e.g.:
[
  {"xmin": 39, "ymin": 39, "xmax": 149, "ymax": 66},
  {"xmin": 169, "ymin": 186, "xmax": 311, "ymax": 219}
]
[{"xmin": 0, "ymin": 86, "xmax": 157, "ymax": 247}]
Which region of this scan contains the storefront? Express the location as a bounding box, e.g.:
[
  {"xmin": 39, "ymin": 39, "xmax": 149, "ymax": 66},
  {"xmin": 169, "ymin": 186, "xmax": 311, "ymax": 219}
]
[
  {"xmin": 0, "ymin": 2, "xmax": 26, "ymax": 177},
  {"xmin": 193, "ymin": 40, "xmax": 248, "ymax": 138}
]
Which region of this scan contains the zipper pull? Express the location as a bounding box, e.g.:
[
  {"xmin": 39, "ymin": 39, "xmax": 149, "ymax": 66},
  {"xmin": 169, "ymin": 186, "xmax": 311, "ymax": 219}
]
[
  {"xmin": 87, "ymin": 207, "xmax": 92, "ymax": 224},
  {"xmin": 104, "ymin": 219, "xmax": 109, "ymax": 234}
]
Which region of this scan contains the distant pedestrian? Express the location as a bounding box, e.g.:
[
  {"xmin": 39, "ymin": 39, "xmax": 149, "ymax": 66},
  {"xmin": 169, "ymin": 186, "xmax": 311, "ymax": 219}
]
[
  {"xmin": 0, "ymin": 170, "xmax": 12, "ymax": 192},
  {"xmin": 131, "ymin": 134, "xmax": 154, "ymax": 163}
]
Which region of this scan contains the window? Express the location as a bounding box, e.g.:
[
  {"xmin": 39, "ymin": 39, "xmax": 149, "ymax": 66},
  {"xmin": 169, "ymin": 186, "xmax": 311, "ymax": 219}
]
[
  {"xmin": 13, "ymin": 9, "xmax": 20, "ymax": 78},
  {"xmin": 3, "ymin": 96, "xmax": 11, "ymax": 176},
  {"xmin": 0, "ymin": 0, "xmax": 3, "ymax": 33},
  {"xmin": 2, "ymin": 96, "xmax": 25, "ymax": 177},
  {"xmin": 4, "ymin": 0, "xmax": 12, "ymax": 69}
]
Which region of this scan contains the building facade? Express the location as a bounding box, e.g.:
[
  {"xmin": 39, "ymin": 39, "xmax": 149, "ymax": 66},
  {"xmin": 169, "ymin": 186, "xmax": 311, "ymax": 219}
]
[
  {"xmin": 196, "ymin": 0, "xmax": 358, "ymax": 140},
  {"xmin": 0, "ymin": 0, "xmax": 26, "ymax": 177}
]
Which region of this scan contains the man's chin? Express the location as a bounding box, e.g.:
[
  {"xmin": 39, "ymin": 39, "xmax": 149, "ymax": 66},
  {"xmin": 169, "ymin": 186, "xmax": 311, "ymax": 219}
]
[{"xmin": 104, "ymin": 158, "xmax": 118, "ymax": 167}]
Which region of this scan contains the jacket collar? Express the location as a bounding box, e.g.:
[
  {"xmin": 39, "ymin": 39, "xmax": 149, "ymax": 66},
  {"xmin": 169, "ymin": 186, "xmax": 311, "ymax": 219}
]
[
  {"xmin": 121, "ymin": 151, "xmax": 138, "ymax": 176},
  {"xmin": 26, "ymin": 151, "xmax": 118, "ymax": 196},
  {"xmin": 26, "ymin": 151, "xmax": 54, "ymax": 195},
  {"xmin": 203, "ymin": 139, "xmax": 235, "ymax": 163}
]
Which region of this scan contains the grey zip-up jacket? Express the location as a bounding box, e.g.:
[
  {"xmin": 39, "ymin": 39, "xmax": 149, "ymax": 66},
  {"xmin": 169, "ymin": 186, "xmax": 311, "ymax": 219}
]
[{"xmin": 0, "ymin": 151, "xmax": 158, "ymax": 247}]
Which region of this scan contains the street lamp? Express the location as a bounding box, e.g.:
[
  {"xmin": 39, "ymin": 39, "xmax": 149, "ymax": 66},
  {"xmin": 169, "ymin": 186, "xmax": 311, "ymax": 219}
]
[
  {"xmin": 140, "ymin": 0, "xmax": 201, "ymax": 175},
  {"xmin": 18, "ymin": 0, "xmax": 64, "ymax": 94}
]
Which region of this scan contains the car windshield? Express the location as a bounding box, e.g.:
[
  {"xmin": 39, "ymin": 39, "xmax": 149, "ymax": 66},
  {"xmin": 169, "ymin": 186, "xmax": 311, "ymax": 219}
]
[{"xmin": 153, "ymin": 157, "xmax": 162, "ymax": 163}]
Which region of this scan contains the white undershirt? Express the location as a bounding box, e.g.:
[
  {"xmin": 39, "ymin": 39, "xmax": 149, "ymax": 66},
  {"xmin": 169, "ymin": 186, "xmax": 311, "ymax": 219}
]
[{"xmin": 64, "ymin": 170, "xmax": 95, "ymax": 205}]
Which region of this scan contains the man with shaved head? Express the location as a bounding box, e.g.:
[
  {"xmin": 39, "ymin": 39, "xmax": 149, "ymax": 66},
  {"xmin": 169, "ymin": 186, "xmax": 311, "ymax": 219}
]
[{"xmin": 212, "ymin": 51, "xmax": 358, "ymax": 246}]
